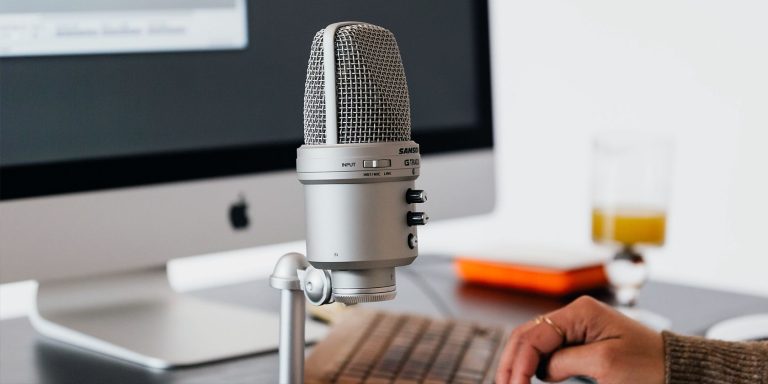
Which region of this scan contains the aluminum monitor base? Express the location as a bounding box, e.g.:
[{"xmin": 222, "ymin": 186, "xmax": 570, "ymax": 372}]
[{"xmin": 30, "ymin": 267, "xmax": 326, "ymax": 369}]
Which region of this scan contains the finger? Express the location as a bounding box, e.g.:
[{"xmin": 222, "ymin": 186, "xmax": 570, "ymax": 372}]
[
  {"xmin": 497, "ymin": 308, "xmax": 577, "ymax": 383},
  {"xmin": 509, "ymin": 342, "xmax": 542, "ymax": 384},
  {"xmin": 543, "ymin": 343, "xmax": 605, "ymax": 382},
  {"xmin": 546, "ymin": 296, "xmax": 613, "ymax": 345},
  {"xmin": 497, "ymin": 296, "xmax": 611, "ymax": 384},
  {"xmin": 507, "ymin": 321, "xmax": 567, "ymax": 384},
  {"xmin": 496, "ymin": 321, "xmax": 537, "ymax": 384},
  {"xmin": 505, "ymin": 297, "xmax": 610, "ymax": 383}
]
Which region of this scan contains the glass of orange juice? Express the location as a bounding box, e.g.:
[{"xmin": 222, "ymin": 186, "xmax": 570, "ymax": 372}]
[{"xmin": 592, "ymin": 132, "xmax": 674, "ymax": 330}]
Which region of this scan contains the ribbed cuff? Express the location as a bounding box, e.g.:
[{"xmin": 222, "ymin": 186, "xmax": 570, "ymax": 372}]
[{"xmin": 663, "ymin": 331, "xmax": 768, "ymax": 384}]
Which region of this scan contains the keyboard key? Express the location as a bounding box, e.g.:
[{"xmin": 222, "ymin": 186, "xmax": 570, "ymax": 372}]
[
  {"xmin": 305, "ymin": 310, "xmax": 504, "ymax": 384},
  {"xmin": 453, "ymin": 328, "xmax": 501, "ymax": 383},
  {"xmin": 305, "ymin": 310, "xmax": 380, "ymax": 384},
  {"xmin": 423, "ymin": 323, "xmax": 475, "ymax": 383},
  {"xmin": 365, "ymin": 316, "xmax": 428, "ymax": 383},
  {"xmin": 394, "ymin": 320, "xmax": 450, "ymax": 383},
  {"xmin": 337, "ymin": 313, "xmax": 404, "ymax": 384}
]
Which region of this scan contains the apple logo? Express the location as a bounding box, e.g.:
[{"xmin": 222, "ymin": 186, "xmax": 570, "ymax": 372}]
[{"xmin": 229, "ymin": 194, "xmax": 249, "ymax": 230}]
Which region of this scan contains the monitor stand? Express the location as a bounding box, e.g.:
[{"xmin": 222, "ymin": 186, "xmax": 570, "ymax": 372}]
[{"xmin": 29, "ymin": 266, "xmax": 326, "ymax": 368}]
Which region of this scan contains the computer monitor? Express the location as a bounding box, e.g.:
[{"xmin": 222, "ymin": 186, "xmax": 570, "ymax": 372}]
[{"xmin": 0, "ymin": 0, "xmax": 495, "ymax": 367}]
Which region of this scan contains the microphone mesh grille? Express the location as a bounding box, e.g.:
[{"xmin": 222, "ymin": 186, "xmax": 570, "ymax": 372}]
[{"xmin": 304, "ymin": 24, "xmax": 411, "ymax": 145}]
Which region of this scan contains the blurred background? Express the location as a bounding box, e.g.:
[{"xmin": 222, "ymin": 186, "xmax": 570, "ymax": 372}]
[
  {"xmin": 483, "ymin": 0, "xmax": 768, "ymax": 296},
  {"xmin": 2, "ymin": 0, "xmax": 767, "ymax": 318}
]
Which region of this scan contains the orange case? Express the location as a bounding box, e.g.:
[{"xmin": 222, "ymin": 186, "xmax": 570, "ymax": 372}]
[{"xmin": 455, "ymin": 257, "xmax": 607, "ymax": 296}]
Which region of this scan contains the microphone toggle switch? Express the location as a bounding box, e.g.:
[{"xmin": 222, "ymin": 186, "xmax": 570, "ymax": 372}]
[{"xmin": 407, "ymin": 211, "xmax": 429, "ymax": 226}]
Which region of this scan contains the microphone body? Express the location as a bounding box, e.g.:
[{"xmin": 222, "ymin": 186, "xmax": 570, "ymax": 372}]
[{"xmin": 298, "ymin": 22, "xmax": 426, "ymax": 304}]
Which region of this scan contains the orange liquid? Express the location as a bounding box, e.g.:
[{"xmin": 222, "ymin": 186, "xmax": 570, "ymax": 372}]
[{"xmin": 592, "ymin": 208, "xmax": 666, "ymax": 246}]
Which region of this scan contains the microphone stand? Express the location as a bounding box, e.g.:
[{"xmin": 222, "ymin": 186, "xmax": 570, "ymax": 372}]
[{"xmin": 270, "ymin": 252, "xmax": 332, "ymax": 384}]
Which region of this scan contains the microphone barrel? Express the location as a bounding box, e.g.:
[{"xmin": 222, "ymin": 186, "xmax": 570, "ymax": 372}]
[
  {"xmin": 303, "ymin": 180, "xmax": 417, "ymax": 270},
  {"xmin": 296, "ymin": 141, "xmax": 422, "ymax": 271}
]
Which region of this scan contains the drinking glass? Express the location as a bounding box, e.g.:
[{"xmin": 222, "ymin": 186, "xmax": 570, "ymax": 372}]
[{"xmin": 591, "ymin": 132, "xmax": 674, "ymax": 330}]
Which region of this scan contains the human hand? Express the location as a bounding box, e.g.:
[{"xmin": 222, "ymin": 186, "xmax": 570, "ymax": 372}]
[{"xmin": 495, "ymin": 296, "xmax": 664, "ymax": 384}]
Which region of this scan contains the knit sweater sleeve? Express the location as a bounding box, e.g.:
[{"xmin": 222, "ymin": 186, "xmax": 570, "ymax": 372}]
[{"xmin": 663, "ymin": 331, "xmax": 768, "ymax": 384}]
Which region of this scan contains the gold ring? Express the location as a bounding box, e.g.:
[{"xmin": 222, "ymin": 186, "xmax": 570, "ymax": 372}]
[{"xmin": 534, "ymin": 315, "xmax": 566, "ymax": 341}]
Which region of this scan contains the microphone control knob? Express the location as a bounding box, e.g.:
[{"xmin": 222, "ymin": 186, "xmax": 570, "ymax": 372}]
[
  {"xmin": 406, "ymin": 189, "xmax": 427, "ymax": 204},
  {"xmin": 407, "ymin": 211, "xmax": 429, "ymax": 226}
]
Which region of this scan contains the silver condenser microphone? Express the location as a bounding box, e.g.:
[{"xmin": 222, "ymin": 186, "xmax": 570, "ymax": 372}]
[{"xmin": 297, "ymin": 22, "xmax": 427, "ymax": 305}]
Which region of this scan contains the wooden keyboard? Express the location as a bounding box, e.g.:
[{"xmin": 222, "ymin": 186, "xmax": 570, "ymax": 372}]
[{"xmin": 305, "ymin": 309, "xmax": 507, "ymax": 384}]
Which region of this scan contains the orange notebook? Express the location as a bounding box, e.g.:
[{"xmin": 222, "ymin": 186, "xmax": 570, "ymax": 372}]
[{"xmin": 455, "ymin": 251, "xmax": 608, "ymax": 296}]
